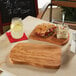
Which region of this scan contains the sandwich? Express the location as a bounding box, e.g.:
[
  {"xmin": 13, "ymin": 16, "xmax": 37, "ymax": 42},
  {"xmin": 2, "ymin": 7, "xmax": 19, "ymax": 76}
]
[{"xmin": 34, "ymin": 23, "xmax": 57, "ymax": 38}]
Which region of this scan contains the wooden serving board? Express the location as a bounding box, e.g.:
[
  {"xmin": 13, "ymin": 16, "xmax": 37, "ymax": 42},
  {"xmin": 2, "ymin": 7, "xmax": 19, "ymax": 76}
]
[
  {"xmin": 29, "ymin": 28, "xmax": 69, "ymax": 45},
  {"xmin": 10, "ymin": 43, "xmax": 61, "ymax": 69}
]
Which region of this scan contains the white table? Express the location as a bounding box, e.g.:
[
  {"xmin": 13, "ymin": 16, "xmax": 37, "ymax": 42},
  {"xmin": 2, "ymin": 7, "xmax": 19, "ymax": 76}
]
[{"xmin": 0, "ymin": 16, "xmax": 76, "ymax": 76}]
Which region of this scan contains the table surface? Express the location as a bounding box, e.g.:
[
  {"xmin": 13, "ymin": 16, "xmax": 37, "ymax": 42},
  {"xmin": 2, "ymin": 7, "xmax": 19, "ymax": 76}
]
[{"xmin": 0, "ymin": 16, "xmax": 76, "ymax": 76}]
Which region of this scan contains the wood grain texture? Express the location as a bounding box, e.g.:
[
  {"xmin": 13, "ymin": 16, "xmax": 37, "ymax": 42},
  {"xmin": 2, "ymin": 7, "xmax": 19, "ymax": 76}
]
[
  {"xmin": 52, "ymin": 1, "xmax": 76, "ymax": 8},
  {"xmin": 9, "ymin": 43, "xmax": 61, "ymax": 69},
  {"xmin": 29, "ymin": 27, "xmax": 69, "ymax": 45}
]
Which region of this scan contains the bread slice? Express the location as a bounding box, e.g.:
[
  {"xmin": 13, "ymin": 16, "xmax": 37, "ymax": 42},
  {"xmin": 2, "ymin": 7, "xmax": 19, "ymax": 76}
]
[
  {"xmin": 34, "ymin": 23, "xmax": 55, "ymax": 35},
  {"xmin": 9, "ymin": 43, "xmax": 61, "ymax": 69}
]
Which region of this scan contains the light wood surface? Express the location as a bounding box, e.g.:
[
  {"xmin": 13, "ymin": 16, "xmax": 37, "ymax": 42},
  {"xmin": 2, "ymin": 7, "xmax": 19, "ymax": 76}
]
[
  {"xmin": 0, "ymin": 16, "xmax": 76, "ymax": 76},
  {"xmin": 29, "ymin": 26, "xmax": 69, "ymax": 45},
  {"xmin": 10, "ymin": 43, "xmax": 61, "ymax": 69}
]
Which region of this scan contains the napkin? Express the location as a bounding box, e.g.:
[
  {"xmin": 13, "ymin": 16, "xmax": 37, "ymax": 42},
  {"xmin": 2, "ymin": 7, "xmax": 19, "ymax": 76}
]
[
  {"xmin": 70, "ymin": 32, "xmax": 76, "ymax": 53},
  {"xmin": 6, "ymin": 32, "xmax": 28, "ymax": 43},
  {"xmin": 70, "ymin": 40, "xmax": 76, "ymax": 53}
]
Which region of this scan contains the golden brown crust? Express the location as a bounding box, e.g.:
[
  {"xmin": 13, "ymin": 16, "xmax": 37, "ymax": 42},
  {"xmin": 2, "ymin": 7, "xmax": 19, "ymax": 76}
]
[
  {"xmin": 9, "ymin": 43, "xmax": 61, "ymax": 69},
  {"xmin": 35, "ymin": 23, "xmax": 55, "ymax": 35}
]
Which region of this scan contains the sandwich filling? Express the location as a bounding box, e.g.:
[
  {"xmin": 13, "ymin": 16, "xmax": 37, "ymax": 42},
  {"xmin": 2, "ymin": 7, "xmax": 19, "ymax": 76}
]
[{"xmin": 35, "ymin": 23, "xmax": 56, "ymax": 38}]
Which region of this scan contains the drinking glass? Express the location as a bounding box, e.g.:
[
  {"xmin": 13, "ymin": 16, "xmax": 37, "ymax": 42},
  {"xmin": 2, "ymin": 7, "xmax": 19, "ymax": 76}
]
[{"xmin": 10, "ymin": 17, "xmax": 23, "ymax": 39}]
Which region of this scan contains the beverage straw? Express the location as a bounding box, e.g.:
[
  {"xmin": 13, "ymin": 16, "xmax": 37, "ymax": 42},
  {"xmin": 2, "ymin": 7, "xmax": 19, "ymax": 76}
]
[{"xmin": 62, "ymin": 12, "xmax": 65, "ymax": 26}]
